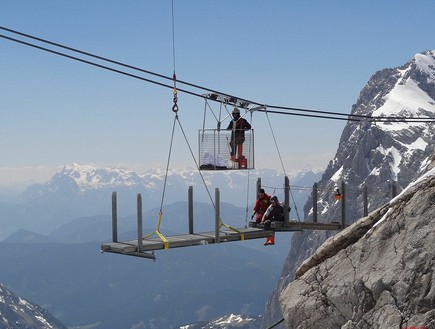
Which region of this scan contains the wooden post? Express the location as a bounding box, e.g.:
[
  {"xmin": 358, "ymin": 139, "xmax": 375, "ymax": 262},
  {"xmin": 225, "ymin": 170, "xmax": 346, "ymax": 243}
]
[
  {"xmin": 137, "ymin": 193, "xmax": 143, "ymax": 252},
  {"xmin": 188, "ymin": 186, "xmax": 194, "ymax": 234},
  {"xmin": 284, "ymin": 176, "xmax": 290, "ymax": 226},
  {"xmin": 256, "ymin": 178, "xmax": 261, "ymax": 195},
  {"xmin": 363, "ymin": 185, "xmax": 368, "ymax": 217},
  {"xmin": 215, "ymin": 188, "xmax": 220, "ymax": 243},
  {"xmin": 111, "ymin": 192, "xmax": 118, "ymax": 242},
  {"xmin": 341, "ymin": 181, "xmax": 346, "ymax": 229},
  {"xmin": 313, "ymin": 183, "xmax": 318, "ymax": 223}
]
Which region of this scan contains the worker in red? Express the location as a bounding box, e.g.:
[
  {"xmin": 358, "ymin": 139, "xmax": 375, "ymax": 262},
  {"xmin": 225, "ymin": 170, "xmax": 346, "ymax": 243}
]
[
  {"xmin": 251, "ymin": 188, "xmax": 271, "ymax": 224},
  {"xmin": 261, "ymin": 195, "xmax": 285, "ymax": 245}
]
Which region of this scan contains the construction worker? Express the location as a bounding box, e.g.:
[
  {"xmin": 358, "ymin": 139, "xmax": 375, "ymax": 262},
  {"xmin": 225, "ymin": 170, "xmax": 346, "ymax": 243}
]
[
  {"xmin": 251, "ymin": 188, "xmax": 271, "ymax": 224},
  {"xmin": 261, "ymin": 195, "xmax": 284, "ymax": 245},
  {"xmin": 227, "ymin": 107, "xmax": 251, "ymax": 161}
]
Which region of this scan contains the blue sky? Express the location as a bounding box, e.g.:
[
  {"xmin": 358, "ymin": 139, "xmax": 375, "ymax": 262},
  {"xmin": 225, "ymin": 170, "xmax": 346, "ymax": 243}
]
[{"xmin": 1, "ymin": 0, "xmax": 435, "ymax": 184}]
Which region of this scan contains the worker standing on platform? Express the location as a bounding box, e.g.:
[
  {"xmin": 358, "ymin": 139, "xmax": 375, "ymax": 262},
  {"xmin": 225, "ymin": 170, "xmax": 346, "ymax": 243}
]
[
  {"xmin": 227, "ymin": 107, "xmax": 251, "ymax": 161},
  {"xmin": 261, "ymin": 195, "xmax": 285, "ymax": 246},
  {"xmin": 251, "ymin": 188, "xmax": 271, "ymax": 224}
]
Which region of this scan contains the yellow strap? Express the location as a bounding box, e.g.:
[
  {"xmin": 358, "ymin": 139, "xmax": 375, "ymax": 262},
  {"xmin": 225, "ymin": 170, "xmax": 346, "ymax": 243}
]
[
  {"xmin": 143, "ymin": 231, "xmax": 156, "ymax": 239},
  {"xmin": 156, "ymin": 230, "xmax": 170, "ymax": 249},
  {"xmin": 142, "ymin": 230, "xmax": 169, "ymax": 249},
  {"xmin": 220, "ymin": 219, "xmax": 245, "ymax": 241},
  {"xmin": 141, "ymin": 211, "xmax": 169, "ymax": 249}
]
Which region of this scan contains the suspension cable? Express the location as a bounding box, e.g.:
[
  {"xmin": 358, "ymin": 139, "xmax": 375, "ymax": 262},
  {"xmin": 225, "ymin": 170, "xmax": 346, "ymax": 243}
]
[
  {"xmin": 157, "ymin": 114, "xmax": 178, "ymax": 231},
  {"xmin": 175, "ymin": 115, "xmax": 215, "ymax": 207},
  {"xmin": 2, "ymin": 26, "xmax": 435, "ymax": 124},
  {"xmin": 263, "ymin": 109, "xmax": 304, "ymax": 220},
  {"xmin": 171, "ymin": 0, "xmax": 176, "ymax": 74},
  {"xmin": 265, "ymin": 109, "xmax": 287, "ymax": 176},
  {"xmin": 244, "ymin": 110, "xmax": 254, "ymax": 227}
]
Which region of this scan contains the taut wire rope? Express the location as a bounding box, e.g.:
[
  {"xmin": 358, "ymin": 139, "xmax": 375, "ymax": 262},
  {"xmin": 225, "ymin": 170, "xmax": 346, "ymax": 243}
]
[
  {"xmin": 175, "ymin": 116, "xmax": 215, "ymax": 207},
  {"xmin": 177, "ymin": 111, "xmax": 243, "ymax": 237},
  {"xmin": 171, "ymin": 0, "xmax": 176, "ymax": 75},
  {"xmin": 264, "ymin": 109, "xmax": 302, "ymax": 221},
  {"xmin": 264, "ymin": 109, "xmax": 286, "ymax": 176},
  {"xmin": 145, "ymin": 0, "xmax": 180, "ymax": 248},
  {"xmin": 244, "ymin": 110, "xmax": 254, "ymax": 227},
  {"xmin": 151, "ymin": 4, "xmax": 240, "ymax": 241},
  {"xmin": 3, "ymin": 26, "xmax": 435, "ymax": 123},
  {"xmin": 4, "ymin": 27, "xmax": 435, "ymax": 124}
]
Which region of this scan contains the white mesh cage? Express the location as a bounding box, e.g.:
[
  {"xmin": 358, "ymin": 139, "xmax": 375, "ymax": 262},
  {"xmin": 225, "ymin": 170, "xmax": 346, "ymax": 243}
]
[{"xmin": 198, "ymin": 129, "xmax": 254, "ymax": 170}]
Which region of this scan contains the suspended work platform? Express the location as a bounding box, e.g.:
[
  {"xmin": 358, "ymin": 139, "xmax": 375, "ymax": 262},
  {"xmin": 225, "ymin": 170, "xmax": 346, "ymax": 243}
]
[
  {"xmin": 101, "ymin": 227, "xmax": 273, "ymax": 259},
  {"xmin": 100, "ymin": 178, "xmax": 344, "ymax": 260}
]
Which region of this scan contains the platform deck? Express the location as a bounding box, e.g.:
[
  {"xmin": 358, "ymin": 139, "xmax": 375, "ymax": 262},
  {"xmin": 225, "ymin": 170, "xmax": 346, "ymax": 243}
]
[
  {"xmin": 101, "ymin": 227, "xmax": 274, "ymax": 258},
  {"xmin": 101, "ymin": 222, "xmax": 342, "ymax": 259},
  {"xmin": 273, "ymin": 221, "xmax": 342, "ymax": 231}
]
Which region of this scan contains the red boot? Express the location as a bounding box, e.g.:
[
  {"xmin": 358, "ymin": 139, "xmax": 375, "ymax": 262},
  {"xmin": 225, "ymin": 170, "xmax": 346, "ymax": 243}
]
[{"xmin": 264, "ymin": 234, "xmax": 275, "ymax": 246}]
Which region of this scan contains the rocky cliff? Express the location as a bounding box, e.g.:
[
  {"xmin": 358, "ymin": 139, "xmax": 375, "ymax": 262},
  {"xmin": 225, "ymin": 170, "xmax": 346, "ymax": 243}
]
[
  {"xmin": 0, "ymin": 283, "xmax": 66, "ymax": 329},
  {"xmin": 262, "ymin": 50, "xmax": 435, "ymax": 328},
  {"xmin": 280, "ymin": 168, "xmax": 435, "ymax": 328}
]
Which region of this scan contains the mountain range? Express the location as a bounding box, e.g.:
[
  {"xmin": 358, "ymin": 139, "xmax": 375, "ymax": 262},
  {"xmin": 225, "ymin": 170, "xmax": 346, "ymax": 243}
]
[
  {"xmin": 2, "ymin": 49, "xmax": 435, "ymax": 328},
  {"xmin": 0, "ymin": 165, "xmax": 319, "ymax": 328},
  {"xmin": 0, "ymin": 165, "xmax": 320, "ymax": 241}
]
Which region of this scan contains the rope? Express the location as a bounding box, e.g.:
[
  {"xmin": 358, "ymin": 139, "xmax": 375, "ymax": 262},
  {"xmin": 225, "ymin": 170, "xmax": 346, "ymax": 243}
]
[
  {"xmin": 171, "ymin": 0, "xmax": 176, "ymax": 74},
  {"xmin": 290, "ymin": 187, "xmax": 301, "ymax": 222},
  {"xmin": 3, "ymin": 26, "xmax": 435, "ymax": 124},
  {"xmin": 265, "ymin": 109, "xmax": 286, "ymax": 176},
  {"xmin": 158, "ymin": 114, "xmax": 177, "ymax": 216},
  {"xmin": 263, "ymin": 109, "xmax": 303, "ymax": 221},
  {"xmin": 176, "ymin": 115, "xmax": 245, "ymax": 236},
  {"xmin": 175, "ymin": 115, "xmax": 215, "ymax": 206},
  {"xmin": 146, "ymin": 3, "xmax": 179, "ymax": 249},
  {"xmin": 244, "ymin": 110, "xmax": 254, "ymax": 227}
]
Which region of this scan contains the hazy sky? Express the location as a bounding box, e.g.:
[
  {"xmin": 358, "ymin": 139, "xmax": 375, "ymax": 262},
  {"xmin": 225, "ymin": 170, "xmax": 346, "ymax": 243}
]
[{"xmin": 1, "ymin": 0, "xmax": 435, "ymax": 184}]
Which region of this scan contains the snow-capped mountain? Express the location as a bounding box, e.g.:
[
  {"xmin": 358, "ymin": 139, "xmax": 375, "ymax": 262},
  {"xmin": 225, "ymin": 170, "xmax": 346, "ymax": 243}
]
[
  {"xmin": 0, "ymin": 164, "xmax": 321, "ymax": 239},
  {"xmin": 178, "ymin": 314, "xmax": 260, "ymax": 329},
  {"xmin": 262, "ymin": 50, "xmax": 435, "ymax": 326},
  {"xmin": 0, "ymin": 283, "xmax": 66, "ymax": 329},
  {"xmin": 20, "ymin": 164, "xmax": 306, "ymax": 203}
]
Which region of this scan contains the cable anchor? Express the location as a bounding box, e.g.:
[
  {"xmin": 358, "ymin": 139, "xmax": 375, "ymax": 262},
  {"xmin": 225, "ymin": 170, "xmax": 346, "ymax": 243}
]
[{"xmin": 172, "ymin": 73, "xmax": 179, "ymax": 112}]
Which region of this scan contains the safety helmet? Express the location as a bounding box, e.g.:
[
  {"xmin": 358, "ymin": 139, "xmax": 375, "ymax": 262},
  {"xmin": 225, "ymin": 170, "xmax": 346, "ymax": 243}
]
[{"xmin": 232, "ymin": 107, "xmax": 240, "ymax": 115}]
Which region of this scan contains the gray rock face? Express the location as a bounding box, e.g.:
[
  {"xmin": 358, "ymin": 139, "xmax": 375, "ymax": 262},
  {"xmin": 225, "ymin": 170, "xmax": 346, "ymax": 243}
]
[
  {"xmin": 279, "ymin": 172, "xmax": 435, "ymax": 328},
  {"xmin": 261, "ymin": 50, "xmax": 435, "ymax": 328},
  {"xmin": 289, "ymin": 50, "xmax": 435, "ymax": 280},
  {"xmin": 0, "ymin": 283, "xmax": 66, "ymax": 329}
]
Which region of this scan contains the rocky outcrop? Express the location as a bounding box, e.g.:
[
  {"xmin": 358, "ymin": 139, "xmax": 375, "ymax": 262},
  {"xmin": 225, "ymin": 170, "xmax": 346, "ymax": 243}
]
[
  {"xmin": 0, "ymin": 283, "xmax": 66, "ymax": 329},
  {"xmin": 279, "ymin": 172, "xmax": 435, "ymax": 328},
  {"xmin": 262, "ymin": 50, "xmax": 435, "ymax": 328}
]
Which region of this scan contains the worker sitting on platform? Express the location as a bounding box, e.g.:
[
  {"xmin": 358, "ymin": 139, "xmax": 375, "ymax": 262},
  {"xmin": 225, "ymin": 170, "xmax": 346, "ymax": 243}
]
[
  {"xmin": 251, "ymin": 188, "xmax": 271, "ymax": 224},
  {"xmin": 227, "ymin": 107, "xmax": 251, "ymax": 161},
  {"xmin": 261, "ymin": 195, "xmax": 284, "ymax": 246}
]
